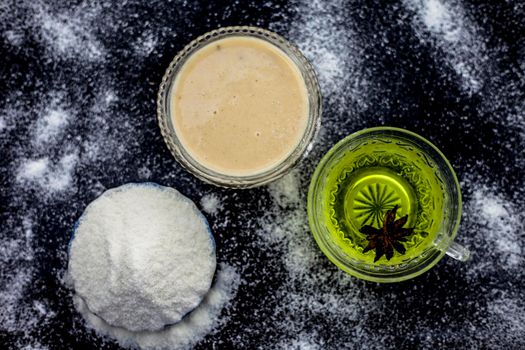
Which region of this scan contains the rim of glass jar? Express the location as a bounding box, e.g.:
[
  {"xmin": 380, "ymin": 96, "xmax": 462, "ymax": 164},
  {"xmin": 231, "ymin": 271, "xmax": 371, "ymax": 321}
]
[
  {"xmin": 307, "ymin": 127, "xmax": 462, "ymax": 283},
  {"xmin": 157, "ymin": 26, "xmax": 322, "ymax": 188}
]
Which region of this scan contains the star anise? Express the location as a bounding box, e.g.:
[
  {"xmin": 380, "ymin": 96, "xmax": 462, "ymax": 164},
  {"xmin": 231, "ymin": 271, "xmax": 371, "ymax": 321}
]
[{"xmin": 359, "ymin": 205, "xmax": 414, "ymax": 262}]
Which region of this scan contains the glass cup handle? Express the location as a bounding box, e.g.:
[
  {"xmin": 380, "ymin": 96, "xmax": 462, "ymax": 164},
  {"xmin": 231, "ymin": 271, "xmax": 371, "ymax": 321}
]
[{"xmin": 445, "ymin": 241, "xmax": 470, "ymax": 261}]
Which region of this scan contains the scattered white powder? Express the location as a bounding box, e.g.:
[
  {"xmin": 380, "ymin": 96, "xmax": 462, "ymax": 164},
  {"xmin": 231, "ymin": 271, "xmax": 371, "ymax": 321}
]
[
  {"xmin": 462, "ymin": 181, "xmax": 524, "ymax": 271},
  {"xmin": 421, "ymin": 0, "xmax": 461, "ymax": 41},
  {"xmin": 404, "ymin": 0, "xmax": 489, "ymax": 94},
  {"xmin": 17, "ymin": 152, "xmax": 79, "ymax": 194},
  {"xmin": 74, "ymin": 263, "xmax": 240, "ymax": 350},
  {"xmin": 267, "ymin": 169, "xmax": 301, "ymax": 208},
  {"xmin": 17, "ymin": 158, "xmax": 50, "ymax": 181},
  {"xmin": 4, "ymin": 29, "xmax": 24, "ymax": 46},
  {"xmin": 48, "ymin": 152, "xmax": 79, "ymax": 191},
  {"xmin": 276, "ymin": 332, "xmax": 323, "ymax": 350},
  {"xmin": 68, "ymin": 183, "xmax": 216, "ymax": 332},
  {"xmin": 33, "ymin": 3, "xmax": 104, "ymax": 61},
  {"xmin": 282, "ymin": 0, "xmax": 370, "ymax": 120},
  {"xmin": 487, "ymin": 295, "xmax": 525, "ymax": 336},
  {"xmin": 1, "ymin": 0, "xmax": 524, "ymax": 348},
  {"xmin": 137, "ymin": 165, "xmax": 153, "ymax": 179},
  {"xmin": 478, "ymin": 195, "xmax": 507, "ymax": 219},
  {"xmin": 0, "ymin": 269, "xmax": 35, "ymax": 333},
  {"xmin": 33, "ymin": 300, "xmax": 49, "ymax": 316},
  {"xmin": 0, "ymin": 2, "xmax": 219, "ymax": 349},
  {"xmin": 134, "ymin": 32, "xmax": 158, "ymax": 57},
  {"xmin": 79, "ymin": 87, "xmax": 137, "ymax": 165},
  {"xmin": 200, "ymin": 193, "xmax": 223, "ymax": 216},
  {"xmin": 405, "ymin": 0, "xmax": 525, "ymax": 161},
  {"xmin": 35, "ymin": 108, "xmax": 69, "ymax": 145},
  {"xmin": 103, "ymin": 90, "xmax": 117, "ymax": 105},
  {"xmin": 21, "ymin": 343, "xmax": 49, "ymax": 350},
  {"xmin": 257, "ymin": 171, "xmax": 380, "ymax": 347},
  {"xmin": 0, "ymin": 213, "xmax": 47, "ymax": 349},
  {"xmin": 7, "ymin": 90, "xmax": 81, "ymax": 195},
  {"xmin": 253, "ymin": 165, "xmax": 525, "ymax": 348}
]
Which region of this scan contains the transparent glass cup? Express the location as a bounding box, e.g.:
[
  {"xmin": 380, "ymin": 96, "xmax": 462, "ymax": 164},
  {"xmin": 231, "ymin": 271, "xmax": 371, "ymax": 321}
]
[
  {"xmin": 307, "ymin": 127, "xmax": 469, "ymax": 283},
  {"xmin": 157, "ymin": 26, "xmax": 322, "ymax": 188}
]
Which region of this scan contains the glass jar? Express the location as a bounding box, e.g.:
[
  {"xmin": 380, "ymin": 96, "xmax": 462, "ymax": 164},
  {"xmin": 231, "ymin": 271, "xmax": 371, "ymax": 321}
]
[{"xmin": 157, "ymin": 26, "xmax": 322, "ymax": 188}]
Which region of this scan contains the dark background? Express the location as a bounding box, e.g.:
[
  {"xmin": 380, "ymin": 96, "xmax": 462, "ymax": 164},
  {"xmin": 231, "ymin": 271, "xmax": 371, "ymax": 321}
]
[{"xmin": 1, "ymin": 0, "xmax": 524, "ymax": 349}]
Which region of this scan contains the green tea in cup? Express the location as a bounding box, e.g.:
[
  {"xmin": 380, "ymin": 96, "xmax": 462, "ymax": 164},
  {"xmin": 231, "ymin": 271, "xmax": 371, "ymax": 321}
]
[{"xmin": 308, "ymin": 127, "xmax": 469, "ymax": 282}]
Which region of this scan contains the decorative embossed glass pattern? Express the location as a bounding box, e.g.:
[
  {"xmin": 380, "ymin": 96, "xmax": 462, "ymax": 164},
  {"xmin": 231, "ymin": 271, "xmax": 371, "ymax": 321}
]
[{"xmin": 308, "ymin": 127, "xmax": 468, "ymax": 283}]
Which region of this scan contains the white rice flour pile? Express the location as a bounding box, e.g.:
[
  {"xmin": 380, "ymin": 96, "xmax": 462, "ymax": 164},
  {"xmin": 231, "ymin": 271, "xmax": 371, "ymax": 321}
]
[
  {"xmin": 68, "ymin": 183, "xmax": 216, "ymax": 335},
  {"xmin": 73, "ymin": 264, "xmax": 240, "ymax": 350}
]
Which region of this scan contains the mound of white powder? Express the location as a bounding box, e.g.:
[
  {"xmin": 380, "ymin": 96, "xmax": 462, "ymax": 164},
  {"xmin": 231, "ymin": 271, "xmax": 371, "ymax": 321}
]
[
  {"xmin": 74, "ymin": 263, "xmax": 241, "ymax": 350},
  {"xmin": 68, "ymin": 183, "xmax": 216, "ymax": 332}
]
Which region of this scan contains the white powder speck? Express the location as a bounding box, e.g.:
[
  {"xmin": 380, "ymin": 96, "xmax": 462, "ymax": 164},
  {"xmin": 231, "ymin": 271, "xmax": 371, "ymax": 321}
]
[
  {"xmin": 22, "ymin": 217, "xmax": 34, "ymax": 254},
  {"xmin": 104, "ymin": 91, "xmax": 117, "ymax": 105},
  {"xmin": 48, "ymin": 152, "xmax": 79, "ymax": 192},
  {"xmin": 421, "ymin": 0, "xmax": 461, "ymax": 42},
  {"xmin": 200, "ymin": 194, "xmax": 222, "ymax": 216},
  {"xmin": 268, "ymin": 169, "xmax": 301, "ymax": 208},
  {"xmin": 35, "ymin": 108, "xmax": 69, "ymax": 145},
  {"xmin": 4, "ymin": 29, "xmax": 24, "ymax": 46},
  {"xmin": 21, "ymin": 344, "xmax": 49, "ymax": 350},
  {"xmin": 33, "ymin": 300, "xmax": 55, "ymax": 318},
  {"xmin": 17, "ymin": 158, "xmax": 50, "ymax": 181},
  {"xmin": 307, "ymin": 46, "xmax": 344, "ymax": 91},
  {"xmin": 478, "ymin": 194, "xmax": 508, "ymax": 220},
  {"xmin": 137, "ymin": 166, "xmax": 152, "ymax": 179},
  {"xmin": 33, "ymin": 301, "xmax": 47, "ymax": 316},
  {"xmin": 81, "ymin": 140, "xmax": 101, "ymax": 162},
  {"xmin": 134, "ymin": 32, "xmax": 158, "ymax": 57}
]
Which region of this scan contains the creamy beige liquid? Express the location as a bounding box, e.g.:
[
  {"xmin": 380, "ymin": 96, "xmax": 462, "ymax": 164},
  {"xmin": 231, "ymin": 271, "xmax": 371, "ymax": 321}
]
[{"xmin": 170, "ymin": 36, "xmax": 309, "ymax": 176}]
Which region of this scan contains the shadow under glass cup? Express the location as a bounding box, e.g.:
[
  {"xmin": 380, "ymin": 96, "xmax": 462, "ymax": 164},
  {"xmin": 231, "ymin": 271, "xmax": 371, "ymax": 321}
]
[
  {"xmin": 307, "ymin": 127, "xmax": 469, "ymax": 283},
  {"xmin": 157, "ymin": 26, "xmax": 322, "ymax": 188}
]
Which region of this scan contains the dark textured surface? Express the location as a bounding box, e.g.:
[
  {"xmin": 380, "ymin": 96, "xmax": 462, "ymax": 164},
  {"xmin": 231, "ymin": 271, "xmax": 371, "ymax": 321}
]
[{"xmin": 1, "ymin": 0, "xmax": 524, "ymax": 349}]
